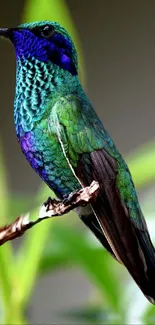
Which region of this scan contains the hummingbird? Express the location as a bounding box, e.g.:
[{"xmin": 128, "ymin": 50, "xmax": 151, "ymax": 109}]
[{"xmin": 0, "ymin": 21, "xmax": 155, "ymax": 304}]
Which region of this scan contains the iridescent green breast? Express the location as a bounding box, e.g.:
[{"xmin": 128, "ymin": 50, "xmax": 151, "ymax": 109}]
[
  {"xmin": 14, "ymin": 57, "xmax": 81, "ymax": 135},
  {"xmin": 18, "ymin": 118, "xmax": 81, "ymax": 198}
]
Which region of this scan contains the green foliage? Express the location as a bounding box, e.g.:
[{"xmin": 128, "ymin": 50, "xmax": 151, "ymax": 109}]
[
  {"xmin": 127, "ymin": 139, "xmax": 155, "ymax": 189},
  {"xmin": 0, "ymin": 0, "xmax": 155, "ymax": 324}
]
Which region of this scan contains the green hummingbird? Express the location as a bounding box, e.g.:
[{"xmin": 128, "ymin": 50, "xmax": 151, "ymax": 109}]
[{"xmin": 0, "ymin": 21, "xmax": 155, "ymax": 304}]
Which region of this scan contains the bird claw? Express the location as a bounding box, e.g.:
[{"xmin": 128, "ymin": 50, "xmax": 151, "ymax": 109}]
[{"xmin": 44, "ymin": 196, "xmax": 59, "ymax": 212}]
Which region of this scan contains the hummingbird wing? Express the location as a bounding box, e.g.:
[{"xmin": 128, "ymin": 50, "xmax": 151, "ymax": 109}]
[
  {"xmin": 50, "ymin": 94, "xmax": 155, "ymax": 304},
  {"xmin": 50, "ymin": 95, "xmax": 119, "ymax": 261}
]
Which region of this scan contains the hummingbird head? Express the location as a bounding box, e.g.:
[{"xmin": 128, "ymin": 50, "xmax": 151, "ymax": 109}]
[{"xmin": 0, "ymin": 21, "xmax": 78, "ymax": 76}]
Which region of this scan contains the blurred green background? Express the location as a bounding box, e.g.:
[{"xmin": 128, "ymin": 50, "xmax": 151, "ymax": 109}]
[{"xmin": 0, "ymin": 0, "xmax": 155, "ymax": 323}]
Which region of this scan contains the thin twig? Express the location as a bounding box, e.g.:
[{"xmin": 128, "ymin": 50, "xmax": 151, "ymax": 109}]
[{"xmin": 0, "ymin": 181, "xmax": 99, "ymax": 246}]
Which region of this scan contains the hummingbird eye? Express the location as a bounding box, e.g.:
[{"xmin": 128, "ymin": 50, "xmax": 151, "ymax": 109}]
[{"xmin": 41, "ymin": 25, "xmax": 54, "ymax": 38}]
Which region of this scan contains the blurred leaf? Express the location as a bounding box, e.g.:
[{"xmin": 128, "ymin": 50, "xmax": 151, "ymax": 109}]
[
  {"xmin": 52, "ymin": 222, "xmax": 121, "ymax": 313},
  {"xmin": 39, "ymin": 234, "xmax": 70, "ymax": 273},
  {"xmin": 0, "ymin": 141, "xmax": 14, "ymax": 310},
  {"xmin": 7, "ymin": 194, "xmax": 35, "ymax": 220},
  {"xmin": 39, "ymin": 250, "xmax": 70, "ymax": 273},
  {"xmin": 22, "ymin": 0, "xmax": 85, "ymax": 85},
  {"xmin": 39, "ymin": 232, "xmax": 114, "ymax": 275},
  {"xmin": 143, "ymin": 304, "xmax": 155, "ymax": 324},
  {"xmin": 16, "ymin": 205, "xmax": 52, "ymax": 308},
  {"xmin": 127, "ymin": 139, "xmax": 155, "ymax": 189},
  {"xmin": 61, "ymin": 305, "xmax": 109, "ymax": 324},
  {"xmin": 0, "ymin": 141, "xmax": 9, "ymax": 220}
]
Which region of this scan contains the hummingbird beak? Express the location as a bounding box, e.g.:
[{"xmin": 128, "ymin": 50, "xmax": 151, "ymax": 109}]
[{"xmin": 0, "ymin": 28, "xmax": 13, "ymax": 38}]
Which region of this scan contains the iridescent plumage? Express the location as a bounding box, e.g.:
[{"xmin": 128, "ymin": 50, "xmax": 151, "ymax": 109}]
[{"xmin": 0, "ymin": 21, "xmax": 155, "ymax": 304}]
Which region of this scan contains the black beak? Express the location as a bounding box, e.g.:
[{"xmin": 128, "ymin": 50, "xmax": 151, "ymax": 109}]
[{"xmin": 0, "ymin": 28, "xmax": 13, "ymax": 38}]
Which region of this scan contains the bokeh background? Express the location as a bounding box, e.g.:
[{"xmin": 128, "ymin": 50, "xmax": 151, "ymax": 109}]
[{"xmin": 0, "ymin": 0, "xmax": 155, "ymax": 324}]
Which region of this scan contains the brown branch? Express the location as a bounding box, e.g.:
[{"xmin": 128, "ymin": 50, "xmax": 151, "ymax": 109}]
[{"xmin": 0, "ymin": 181, "xmax": 99, "ymax": 246}]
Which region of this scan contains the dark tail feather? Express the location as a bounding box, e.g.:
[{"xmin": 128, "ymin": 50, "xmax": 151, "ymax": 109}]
[
  {"xmin": 91, "ymin": 195, "xmax": 155, "ymax": 305},
  {"xmin": 76, "ymin": 149, "xmax": 155, "ymax": 304},
  {"xmin": 134, "ymin": 228, "xmax": 155, "ymax": 304},
  {"xmin": 80, "ymin": 211, "xmax": 155, "ymax": 304}
]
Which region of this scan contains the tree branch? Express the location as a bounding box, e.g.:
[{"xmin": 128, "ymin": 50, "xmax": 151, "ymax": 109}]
[{"xmin": 0, "ymin": 181, "xmax": 99, "ymax": 246}]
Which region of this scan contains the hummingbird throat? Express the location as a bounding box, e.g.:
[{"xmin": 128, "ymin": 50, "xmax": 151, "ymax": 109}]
[{"xmin": 14, "ymin": 56, "xmax": 75, "ymax": 135}]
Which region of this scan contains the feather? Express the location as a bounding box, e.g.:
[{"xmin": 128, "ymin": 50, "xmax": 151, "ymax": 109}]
[
  {"xmin": 76, "ymin": 148, "xmax": 155, "ymax": 304},
  {"xmin": 52, "ymin": 94, "xmax": 155, "ymax": 304}
]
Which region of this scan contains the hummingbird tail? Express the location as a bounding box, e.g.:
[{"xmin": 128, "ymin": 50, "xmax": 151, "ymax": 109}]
[
  {"xmin": 134, "ymin": 227, "xmax": 155, "ymax": 304},
  {"xmin": 89, "ymin": 187, "xmax": 155, "ymax": 304},
  {"xmin": 91, "ymin": 193, "xmax": 155, "ymax": 305},
  {"xmin": 76, "ymin": 149, "xmax": 155, "ymax": 304},
  {"xmin": 90, "ymin": 195, "xmax": 155, "ymax": 304}
]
